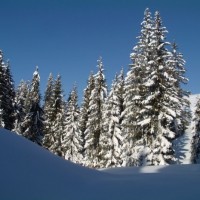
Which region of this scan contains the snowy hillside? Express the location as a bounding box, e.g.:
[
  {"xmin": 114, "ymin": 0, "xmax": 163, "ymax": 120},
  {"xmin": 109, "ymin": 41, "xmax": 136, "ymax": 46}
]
[
  {"xmin": 174, "ymin": 94, "xmax": 200, "ymax": 164},
  {"xmin": 1, "ymin": 128, "xmax": 200, "ymax": 200}
]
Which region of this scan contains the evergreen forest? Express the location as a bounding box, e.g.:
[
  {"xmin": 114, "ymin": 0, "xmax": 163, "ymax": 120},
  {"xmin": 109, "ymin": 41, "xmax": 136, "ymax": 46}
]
[{"xmin": 1, "ymin": 8, "xmax": 200, "ymax": 168}]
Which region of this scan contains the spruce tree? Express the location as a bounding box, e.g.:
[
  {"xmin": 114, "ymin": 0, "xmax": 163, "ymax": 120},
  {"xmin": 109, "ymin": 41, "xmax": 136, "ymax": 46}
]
[
  {"xmin": 62, "ymin": 86, "xmax": 83, "ymax": 163},
  {"xmin": 50, "ymin": 109, "xmax": 65, "ymax": 157},
  {"xmin": 79, "ymin": 72, "xmax": 95, "ymax": 152},
  {"xmin": 13, "ymin": 80, "xmax": 30, "ymax": 134},
  {"xmin": 168, "ymin": 42, "xmax": 190, "ymax": 133},
  {"xmin": 84, "ymin": 57, "xmax": 107, "ymax": 168},
  {"xmin": 122, "ymin": 8, "xmax": 154, "ymax": 166},
  {"xmin": 43, "ymin": 74, "xmax": 65, "ymax": 156},
  {"xmin": 144, "ymin": 11, "xmax": 179, "ymax": 165},
  {"xmin": 0, "ymin": 51, "xmax": 6, "ymax": 128},
  {"xmin": 99, "ymin": 69, "xmax": 125, "ymax": 168},
  {"xmin": 43, "ymin": 73, "xmax": 54, "ymax": 137},
  {"xmin": 21, "ymin": 67, "xmax": 43, "ymax": 145},
  {"xmin": 123, "ymin": 9, "xmax": 189, "ymax": 166},
  {"xmin": 0, "ymin": 51, "xmax": 15, "ymax": 130}
]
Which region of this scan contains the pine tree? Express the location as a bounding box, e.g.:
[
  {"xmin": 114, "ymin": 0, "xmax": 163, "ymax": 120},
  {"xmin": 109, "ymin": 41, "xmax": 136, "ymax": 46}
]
[
  {"xmin": 84, "ymin": 57, "xmax": 107, "ymax": 168},
  {"xmin": 13, "ymin": 80, "xmax": 30, "ymax": 134},
  {"xmin": 123, "ymin": 9, "xmax": 189, "ymax": 166},
  {"xmin": 79, "ymin": 72, "xmax": 95, "ymax": 152},
  {"xmin": 62, "ymin": 86, "xmax": 83, "ymax": 163},
  {"xmin": 144, "ymin": 11, "xmax": 178, "ymax": 165},
  {"xmin": 141, "ymin": 11, "xmax": 189, "ymax": 165},
  {"xmin": 44, "ymin": 73, "xmax": 54, "ymax": 109},
  {"xmin": 50, "ymin": 109, "xmax": 65, "ymax": 157},
  {"xmin": 168, "ymin": 42, "xmax": 190, "ymax": 133},
  {"xmin": 21, "ymin": 67, "xmax": 43, "ymax": 145},
  {"xmin": 99, "ymin": 69, "xmax": 125, "ymax": 168},
  {"xmin": 43, "ymin": 74, "xmax": 65, "ymax": 156},
  {"xmin": 122, "ymin": 8, "xmax": 154, "ymax": 166},
  {"xmin": 43, "ymin": 73, "xmax": 54, "ymax": 137},
  {"xmin": 0, "ymin": 51, "xmax": 15, "ymax": 130}
]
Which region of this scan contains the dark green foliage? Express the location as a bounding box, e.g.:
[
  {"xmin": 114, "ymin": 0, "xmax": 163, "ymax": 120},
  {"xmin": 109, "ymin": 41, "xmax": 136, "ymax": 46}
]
[{"xmin": 0, "ymin": 51, "xmax": 15, "ymax": 130}]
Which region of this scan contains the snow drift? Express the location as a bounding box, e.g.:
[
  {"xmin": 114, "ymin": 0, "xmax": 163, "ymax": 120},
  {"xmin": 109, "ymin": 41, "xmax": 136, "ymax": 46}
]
[{"xmin": 0, "ymin": 128, "xmax": 200, "ymax": 200}]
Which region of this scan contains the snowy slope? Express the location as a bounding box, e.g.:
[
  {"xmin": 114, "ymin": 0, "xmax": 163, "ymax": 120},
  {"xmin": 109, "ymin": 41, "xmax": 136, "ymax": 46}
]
[
  {"xmin": 1, "ymin": 128, "xmax": 200, "ymax": 200},
  {"xmin": 174, "ymin": 94, "xmax": 200, "ymax": 164}
]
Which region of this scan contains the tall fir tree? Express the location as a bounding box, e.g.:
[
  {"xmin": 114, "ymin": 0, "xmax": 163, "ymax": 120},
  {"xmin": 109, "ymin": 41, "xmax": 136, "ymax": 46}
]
[
  {"xmin": 43, "ymin": 73, "xmax": 54, "ymax": 137},
  {"xmin": 79, "ymin": 72, "xmax": 95, "ymax": 151},
  {"xmin": 84, "ymin": 57, "xmax": 107, "ymax": 168},
  {"xmin": 43, "ymin": 74, "xmax": 65, "ymax": 156},
  {"xmin": 99, "ymin": 69, "xmax": 125, "ymax": 168},
  {"xmin": 13, "ymin": 80, "xmax": 30, "ymax": 134},
  {"xmin": 21, "ymin": 67, "xmax": 43, "ymax": 145},
  {"xmin": 0, "ymin": 51, "xmax": 15, "ymax": 130},
  {"xmin": 144, "ymin": 11, "xmax": 182, "ymax": 165},
  {"xmin": 168, "ymin": 42, "xmax": 190, "ymax": 133},
  {"xmin": 122, "ymin": 8, "xmax": 154, "ymax": 166},
  {"xmin": 62, "ymin": 86, "xmax": 83, "ymax": 163},
  {"xmin": 122, "ymin": 9, "xmax": 189, "ymax": 166}
]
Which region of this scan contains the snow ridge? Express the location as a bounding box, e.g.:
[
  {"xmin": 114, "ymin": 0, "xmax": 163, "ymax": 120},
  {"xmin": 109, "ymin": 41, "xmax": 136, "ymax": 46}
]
[{"xmin": 1, "ymin": 128, "xmax": 200, "ymax": 200}]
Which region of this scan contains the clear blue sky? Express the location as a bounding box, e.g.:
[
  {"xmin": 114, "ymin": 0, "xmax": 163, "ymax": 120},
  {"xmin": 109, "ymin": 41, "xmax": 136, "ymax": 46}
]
[{"xmin": 0, "ymin": 0, "xmax": 199, "ymax": 102}]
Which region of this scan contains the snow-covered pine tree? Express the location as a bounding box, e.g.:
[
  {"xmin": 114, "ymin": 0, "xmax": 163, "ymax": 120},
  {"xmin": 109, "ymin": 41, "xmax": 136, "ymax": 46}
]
[
  {"xmin": 0, "ymin": 51, "xmax": 15, "ymax": 130},
  {"xmin": 43, "ymin": 73, "xmax": 54, "ymax": 138},
  {"xmin": 62, "ymin": 86, "xmax": 83, "ymax": 163},
  {"xmin": 3, "ymin": 62, "xmax": 15, "ymax": 130},
  {"xmin": 99, "ymin": 69, "xmax": 125, "ymax": 168},
  {"xmin": 84, "ymin": 57, "xmax": 107, "ymax": 168},
  {"xmin": 123, "ymin": 9, "xmax": 189, "ymax": 166},
  {"xmin": 140, "ymin": 11, "xmax": 189, "ymax": 165},
  {"xmin": 191, "ymin": 98, "xmax": 200, "ymax": 163},
  {"xmin": 168, "ymin": 42, "xmax": 190, "ymax": 133},
  {"xmin": 43, "ymin": 74, "xmax": 65, "ymax": 156},
  {"xmin": 50, "ymin": 108, "xmax": 65, "ymax": 157},
  {"xmin": 144, "ymin": 11, "xmax": 177, "ymax": 165},
  {"xmin": 79, "ymin": 72, "xmax": 95, "ymax": 152},
  {"xmin": 122, "ymin": 8, "xmax": 154, "ymax": 166},
  {"xmin": 13, "ymin": 80, "xmax": 30, "ymax": 134},
  {"xmin": 44, "ymin": 73, "xmax": 54, "ymax": 110},
  {"xmin": 21, "ymin": 67, "xmax": 43, "ymax": 145}
]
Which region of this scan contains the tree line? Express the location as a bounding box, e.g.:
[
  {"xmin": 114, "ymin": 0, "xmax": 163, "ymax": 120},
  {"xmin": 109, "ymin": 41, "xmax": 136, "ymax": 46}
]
[{"xmin": 1, "ymin": 8, "xmax": 200, "ymax": 168}]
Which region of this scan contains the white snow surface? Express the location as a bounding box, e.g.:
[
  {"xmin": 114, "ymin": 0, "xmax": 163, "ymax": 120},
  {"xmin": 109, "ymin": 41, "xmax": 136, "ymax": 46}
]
[
  {"xmin": 174, "ymin": 94, "xmax": 200, "ymax": 164},
  {"xmin": 1, "ymin": 128, "xmax": 200, "ymax": 200}
]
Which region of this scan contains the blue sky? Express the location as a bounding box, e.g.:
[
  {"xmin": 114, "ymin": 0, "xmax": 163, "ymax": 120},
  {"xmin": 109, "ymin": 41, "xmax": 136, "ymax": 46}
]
[{"xmin": 0, "ymin": 0, "xmax": 200, "ymax": 102}]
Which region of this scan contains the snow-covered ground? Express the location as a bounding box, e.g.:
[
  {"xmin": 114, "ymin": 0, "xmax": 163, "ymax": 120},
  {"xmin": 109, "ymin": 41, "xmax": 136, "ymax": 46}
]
[
  {"xmin": 0, "ymin": 128, "xmax": 200, "ymax": 200},
  {"xmin": 174, "ymin": 94, "xmax": 200, "ymax": 164}
]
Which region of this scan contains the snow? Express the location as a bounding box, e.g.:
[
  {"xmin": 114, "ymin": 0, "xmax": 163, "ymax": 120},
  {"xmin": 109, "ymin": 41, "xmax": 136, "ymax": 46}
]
[
  {"xmin": 1, "ymin": 128, "xmax": 200, "ymax": 200},
  {"xmin": 144, "ymin": 79, "xmax": 154, "ymax": 87},
  {"xmin": 138, "ymin": 118, "xmax": 151, "ymax": 126},
  {"xmin": 174, "ymin": 94, "xmax": 200, "ymax": 164}
]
